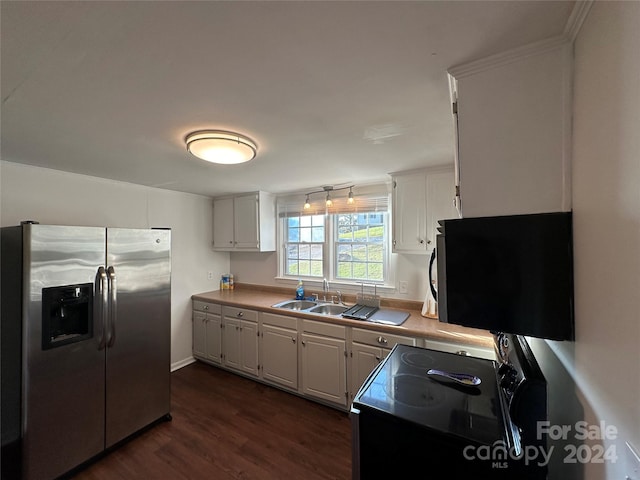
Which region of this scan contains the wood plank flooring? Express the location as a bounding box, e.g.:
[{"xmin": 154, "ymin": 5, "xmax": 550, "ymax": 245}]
[{"xmin": 70, "ymin": 362, "xmax": 352, "ymax": 480}]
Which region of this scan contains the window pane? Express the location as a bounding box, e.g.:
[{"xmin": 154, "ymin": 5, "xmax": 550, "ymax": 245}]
[
  {"xmin": 310, "ymin": 260, "xmax": 323, "ymax": 276},
  {"xmin": 287, "ymin": 245, "xmax": 298, "ymax": 259},
  {"xmin": 310, "ymin": 244, "xmax": 323, "ymax": 259},
  {"xmin": 338, "ymin": 226, "xmax": 353, "ymax": 242},
  {"xmin": 311, "ymin": 227, "xmax": 324, "ymax": 242},
  {"xmin": 338, "ymin": 262, "xmax": 352, "ymax": 278},
  {"xmin": 288, "ymin": 217, "xmax": 300, "ymax": 228},
  {"xmin": 300, "ymin": 216, "xmax": 312, "ymax": 227},
  {"xmin": 368, "ymin": 263, "xmax": 383, "ymax": 281},
  {"xmin": 352, "ymin": 244, "xmax": 367, "ymax": 261},
  {"xmin": 288, "ymin": 228, "xmax": 300, "ymax": 242},
  {"xmin": 337, "ymin": 244, "xmax": 351, "ymax": 261},
  {"xmin": 287, "ymin": 260, "xmax": 299, "ymax": 275},
  {"xmin": 312, "ymin": 215, "xmax": 325, "ymax": 227},
  {"xmin": 300, "ymin": 227, "xmax": 311, "ymax": 243},
  {"xmin": 368, "ymin": 244, "xmax": 383, "ymax": 262},
  {"xmin": 299, "ymin": 260, "xmax": 311, "ymax": 275},
  {"xmin": 299, "ymin": 244, "xmax": 310, "ymax": 259},
  {"xmin": 352, "ymin": 263, "xmax": 367, "ymax": 279}
]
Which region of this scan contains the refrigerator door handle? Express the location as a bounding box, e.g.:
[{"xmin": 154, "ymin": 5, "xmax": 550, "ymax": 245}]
[
  {"xmin": 96, "ymin": 266, "xmax": 108, "ymax": 350},
  {"xmin": 106, "ymin": 266, "xmax": 117, "ymax": 348}
]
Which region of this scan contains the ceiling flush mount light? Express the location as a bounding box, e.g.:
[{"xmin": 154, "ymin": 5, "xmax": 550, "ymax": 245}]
[{"xmin": 185, "ymin": 130, "xmax": 257, "ymax": 165}]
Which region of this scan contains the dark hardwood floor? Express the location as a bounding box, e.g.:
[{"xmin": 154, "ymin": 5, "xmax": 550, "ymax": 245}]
[{"xmin": 71, "ymin": 362, "xmax": 352, "ymax": 480}]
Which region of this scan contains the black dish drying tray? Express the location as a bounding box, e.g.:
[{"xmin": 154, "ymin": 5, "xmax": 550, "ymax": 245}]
[{"xmin": 341, "ymin": 304, "xmax": 379, "ymax": 320}]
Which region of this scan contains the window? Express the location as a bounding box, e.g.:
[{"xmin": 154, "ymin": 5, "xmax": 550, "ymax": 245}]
[
  {"xmin": 336, "ymin": 213, "xmax": 385, "ymax": 281},
  {"xmin": 282, "ymin": 211, "xmax": 388, "ymax": 284},
  {"xmin": 285, "ymin": 215, "xmax": 325, "ymax": 277},
  {"xmin": 278, "ymin": 183, "xmax": 391, "ymax": 285}
]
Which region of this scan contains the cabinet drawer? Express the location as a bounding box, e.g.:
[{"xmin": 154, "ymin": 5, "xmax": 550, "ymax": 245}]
[
  {"xmin": 352, "ymin": 327, "xmax": 417, "ymax": 348},
  {"xmin": 262, "ymin": 312, "xmax": 298, "ymax": 330},
  {"xmin": 424, "ymin": 339, "xmax": 495, "ymax": 361},
  {"xmin": 193, "ymin": 301, "xmax": 221, "ymax": 314},
  {"xmin": 223, "ymin": 306, "xmax": 258, "ymax": 322},
  {"xmin": 302, "ymin": 319, "xmax": 346, "ymax": 339}
]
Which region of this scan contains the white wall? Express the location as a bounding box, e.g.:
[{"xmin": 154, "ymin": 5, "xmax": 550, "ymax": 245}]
[
  {"xmin": 530, "ymin": 3, "xmax": 640, "ymax": 480},
  {"xmin": 230, "ymin": 238, "xmax": 434, "ymax": 302},
  {"xmin": 0, "ymin": 161, "xmax": 229, "ymax": 370}
]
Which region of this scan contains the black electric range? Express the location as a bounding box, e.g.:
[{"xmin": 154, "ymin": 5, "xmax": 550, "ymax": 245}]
[{"xmin": 350, "ymin": 334, "xmax": 547, "ymax": 479}]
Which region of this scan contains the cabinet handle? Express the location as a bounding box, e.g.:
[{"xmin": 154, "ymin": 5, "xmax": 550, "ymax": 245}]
[
  {"xmin": 377, "ymin": 336, "xmax": 388, "ymax": 345},
  {"xmin": 301, "ymin": 340, "xmax": 306, "ymax": 346},
  {"xmin": 456, "ymin": 350, "xmax": 470, "ymax": 356},
  {"xmin": 375, "ymin": 356, "xmax": 381, "ymax": 362},
  {"xmin": 292, "ymin": 337, "xmax": 296, "ymax": 343},
  {"xmin": 419, "ymin": 239, "xmax": 425, "ymax": 244},
  {"xmin": 427, "ymin": 240, "xmax": 432, "ymax": 245},
  {"xmin": 237, "ymin": 311, "xmax": 244, "ymax": 317},
  {"xmin": 204, "ymin": 305, "xmax": 209, "ymax": 310}
]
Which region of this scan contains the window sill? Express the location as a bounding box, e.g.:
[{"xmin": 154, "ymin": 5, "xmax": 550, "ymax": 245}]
[{"xmin": 274, "ymin": 276, "xmax": 396, "ymax": 295}]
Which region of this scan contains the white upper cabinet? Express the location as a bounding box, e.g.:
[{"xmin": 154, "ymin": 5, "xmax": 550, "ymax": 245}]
[
  {"xmin": 391, "ymin": 166, "xmax": 458, "ymax": 254},
  {"xmin": 448, "ymin": 39, "xmax": 573, "ymax": 218},
  {"xmin": 212, "ymin": 191, "xmax": 276, "ymax": 251}
]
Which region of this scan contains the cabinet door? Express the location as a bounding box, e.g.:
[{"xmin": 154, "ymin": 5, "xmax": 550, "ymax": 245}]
[
  {"xmin": 301, "ymin": 333, "xmax": 347, "ymax": 407},
  {"xmin": 193, "ymin": 311, "xmax": 222, "ymax": 363},
  {"xmin": 450, "ymin": 43, "xmax": 572, "ymax": 217},
  {"xmin": 205, "ymin": 313, "xmax": 222, "ymax": 364},
  {"xmin": 392, "ymin": 172, "xmax": 427, "ymax": 253},
  {"xmin": 223, "ymin": 317, "xmax": 241, "ymax": 370},
  {"xmin": 350, "ymin": 343, "xmax": 384, "ymax": 400},
  {"xmin": 426, "ymin": 169, "xmax": 459, "ymax": 247},
  {"xmin": 239, "ymin": 320, "xmax": 259, "ymax": 377},
  {"xmin": 213, "ymin": 197, "xmax": 234, "ymax": 249},
  {"xmin": 262, "ymin": 324, "xmax": 298, "ymax": 390},
  {"xmin": 233, "ymin": 194, "xmax": 259, "ymax": 249},
  {"xmin": 193, "ymin": 311, "xmax": 207, "ymax": 358}
]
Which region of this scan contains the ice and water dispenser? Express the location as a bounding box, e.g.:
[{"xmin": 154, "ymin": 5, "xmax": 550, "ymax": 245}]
[{"xmin": 41, "ymin": 283, "xmax": 93, "ymax": 350}]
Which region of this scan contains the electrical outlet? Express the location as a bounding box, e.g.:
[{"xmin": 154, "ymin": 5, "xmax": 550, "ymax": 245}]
[
  {"xmin": 399, "ymin": 281, "xmax": 408, "ymax": 294},
  {"xmin": 207, "ymin": 271, "xmax": 214, "ymax": 280}
]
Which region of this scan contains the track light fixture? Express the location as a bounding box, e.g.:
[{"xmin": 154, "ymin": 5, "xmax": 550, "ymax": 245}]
[{"xmin": 302, "ymin": 185, "xmax": 355, "ymax": 210}]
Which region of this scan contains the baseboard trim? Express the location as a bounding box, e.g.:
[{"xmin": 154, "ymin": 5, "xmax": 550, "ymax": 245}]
[{"xmin": 171, "ymin": 356, "xmax": 196, "ymax": 372}]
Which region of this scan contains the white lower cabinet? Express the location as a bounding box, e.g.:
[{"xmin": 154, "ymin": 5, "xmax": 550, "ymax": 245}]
[
  {"xmin": 349, "ymin": 328, "xmax": 418, "ymax": 401},
  {"xmin": 193, "ymin": 300, "xmax": 493, "ymax": 412},
  {"xmin": 222, "ymin": 306, "xmax": 259, "ymax": 377},
  {"xmin": 192, "ymin": 301, "xmax": 222, "ymax": 364},
  {"xmin": 300, "ymin": 320, "xmax": 347, "ymax": 408},
  {"xmin": 260, "ymin": 313, "xmax": 298, "ymax": 391}
]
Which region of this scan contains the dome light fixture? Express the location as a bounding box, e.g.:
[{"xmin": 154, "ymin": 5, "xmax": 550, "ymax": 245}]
[{"xmin": 185, "ymin": 130, "xmax": 257, "ymax": 164}]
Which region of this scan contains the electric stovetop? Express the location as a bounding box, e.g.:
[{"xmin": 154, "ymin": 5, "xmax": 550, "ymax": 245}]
[{"xmin": 352, "ymin": 343, "xmax": 503, "ymax": 445}]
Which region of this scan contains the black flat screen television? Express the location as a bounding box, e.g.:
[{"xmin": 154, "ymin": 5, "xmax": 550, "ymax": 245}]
[{"xmin": 435, "ymin": 212, "xmax": 574, "ymax": 341}]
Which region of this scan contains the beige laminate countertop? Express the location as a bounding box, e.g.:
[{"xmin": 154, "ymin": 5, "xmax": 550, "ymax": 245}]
[{"xmin": 191, "ymin": 284, "xmax": 495, "ymax": 350}]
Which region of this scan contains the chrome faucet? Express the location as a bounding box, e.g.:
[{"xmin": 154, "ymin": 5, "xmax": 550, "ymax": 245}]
[
  {"xmin": 336, "ymin": 290, "xmax": 343, "ymax": 305},
  {"xmin": 322, "ymin": 278, "xmax": 330, "ymax": 301}
]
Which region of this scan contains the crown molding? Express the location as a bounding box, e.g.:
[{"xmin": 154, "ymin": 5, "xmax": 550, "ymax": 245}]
[
  {"xmin": 448, "ymin": 35, "xmax": 570, "ymax": 79},
  {"xmin": 448, "ymin": 1, "xmax": 594, "ymax": 80},
  {"xmin": 564, "ymin": 0, "xmax": 595, "ymax": 42}
]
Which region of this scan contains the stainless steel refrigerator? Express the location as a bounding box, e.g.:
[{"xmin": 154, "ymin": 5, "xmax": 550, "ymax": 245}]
[{"xmin": 1, "ymin": 222, "xmax": 171, "ymax": 480}]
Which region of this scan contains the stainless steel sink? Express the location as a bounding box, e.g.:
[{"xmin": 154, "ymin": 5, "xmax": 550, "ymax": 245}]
[
  {"xmin": 272, "ymin": 299, "xmax": 349, "ymax": 316},
  {"xmin": 272, "ymin": 300, "xmax": 318, "ymax": 310},
  {"xmin": 307, "ymin": 304, "xmax": 349, "ymax": 316}
]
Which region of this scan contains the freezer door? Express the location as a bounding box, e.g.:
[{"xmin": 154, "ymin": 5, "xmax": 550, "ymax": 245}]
[
  {"xmin": 22, "ymin": 224, "xmax": 106, "ymax": 480},
  {"xmin": 105, "ymin": 228, "xmax": 171, "ymax": 447}
]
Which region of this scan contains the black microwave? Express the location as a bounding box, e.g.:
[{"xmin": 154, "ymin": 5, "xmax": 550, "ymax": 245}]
[{"xmin": 435, "ymin": 212, "xmax": 574, "ymax": 341}]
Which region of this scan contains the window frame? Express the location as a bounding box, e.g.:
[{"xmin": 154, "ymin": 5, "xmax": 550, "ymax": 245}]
[{"xmin": 279, "ymin": 211, "xmax": 390, "ymax": 286}]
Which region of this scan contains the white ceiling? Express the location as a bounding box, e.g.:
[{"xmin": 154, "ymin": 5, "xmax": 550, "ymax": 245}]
[{"xmin": 1, "ymin": 0, "xmax": 575, "ymax": 197}]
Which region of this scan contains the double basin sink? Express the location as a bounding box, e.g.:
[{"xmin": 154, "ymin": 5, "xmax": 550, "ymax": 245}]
[{"xmin": 271, "ymin": 299, "xmax": 349, "ymax": 317}]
